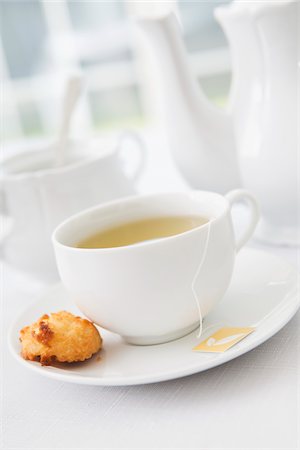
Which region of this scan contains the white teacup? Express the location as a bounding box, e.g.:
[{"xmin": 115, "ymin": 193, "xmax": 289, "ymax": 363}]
[
  {"xmin": 53, "ymin": 189, "xmax": 259, "ymax": 345},
  {"xmin": 0, "ymin": 133, "xmax": 145, "ymax": 279}
]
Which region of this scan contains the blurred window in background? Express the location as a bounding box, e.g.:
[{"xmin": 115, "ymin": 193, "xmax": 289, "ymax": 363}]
[{"xmin": 0, "ymin": 0, "xmax": 230, "ymax": 143}]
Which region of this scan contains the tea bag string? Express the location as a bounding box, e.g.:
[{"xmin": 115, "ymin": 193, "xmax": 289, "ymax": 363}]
[
  {"xmin": 195, "ymin": 286, "xmax": 296, "ymax": 340},
  {"xmin": 191, "ymin": 222, "xmax": 211, "ymax": 339}
]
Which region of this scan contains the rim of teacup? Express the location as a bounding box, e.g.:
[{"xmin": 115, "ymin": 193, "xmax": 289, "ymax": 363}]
[
  {"xmin": 1, "ymin": 139, "xmax": 116, "ymax": 180},
  {"xmin": 52, "ymin": 191, "xmax": 230, "ymax": 253}
]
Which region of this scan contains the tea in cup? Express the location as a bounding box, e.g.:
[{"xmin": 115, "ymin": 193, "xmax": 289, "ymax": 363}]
[{"xmin": 53, "ymin": 189, "xmax": 259, "ymax": 344}]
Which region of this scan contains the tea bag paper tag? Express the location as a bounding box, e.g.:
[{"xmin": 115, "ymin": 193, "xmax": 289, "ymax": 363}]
[{"xmin": 193, "ymin": 327, "xmax": 255, "ymax": 353}]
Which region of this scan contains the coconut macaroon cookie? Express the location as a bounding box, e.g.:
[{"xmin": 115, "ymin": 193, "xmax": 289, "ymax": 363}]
[{"xmin": 20, "ymin": 311, "xmax": 102, "ymax": 365}]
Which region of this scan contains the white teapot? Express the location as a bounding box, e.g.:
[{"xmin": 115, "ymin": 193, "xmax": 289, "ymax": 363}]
[
  {"xmin": 137, "ymin": 0, "xmax": 298, "ymax": 245},
  {"xmin": 0, "ymin": 133, "xmax": 145, "ymax": 279}
]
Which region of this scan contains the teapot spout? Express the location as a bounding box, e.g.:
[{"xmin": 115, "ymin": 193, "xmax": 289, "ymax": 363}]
[{"xmin": 136, "ymin": 12, "xmax": 240, "ymax": 193}]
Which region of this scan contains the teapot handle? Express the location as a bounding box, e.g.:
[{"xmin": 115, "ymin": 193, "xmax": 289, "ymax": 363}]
[
  {"xmin": 117, "ymin": 130, "xmax": 146, "ymax": 182},
  {"xmin": 226, "ymin": 189, "xmax": 260, "ymax": 252}
]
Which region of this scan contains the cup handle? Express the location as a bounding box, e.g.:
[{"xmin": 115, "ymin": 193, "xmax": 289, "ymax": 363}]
[
  {"xmin": 226, "ymin": 189, "xmax": 260, "ymax": 252},
  {"xmin": 118, "ymin": 130, "xmax": 146, "ymax": 182}
]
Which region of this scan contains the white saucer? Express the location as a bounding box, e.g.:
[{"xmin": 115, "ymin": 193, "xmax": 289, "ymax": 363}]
[{"xmin": 8, "ymin": 248, "xmax": 299, "ymax": 386}]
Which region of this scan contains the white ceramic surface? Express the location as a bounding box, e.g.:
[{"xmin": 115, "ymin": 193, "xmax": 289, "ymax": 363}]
[
  {"xmin": 8, "ymin": 248, "xmax": 299, "ymax": 386},
  {"xmin": 53, "ymin": 189, "xmax": 259, "ymax": 345},
  {"xmin": 137, "ymin": 12, "xmax": 240, "ymax": 193},
  {"xmin": 216, "ymin": 0, "xmax": 298, "ymax": 246},
  {"xmin": 0, "ymin": 133, "xmax": 145, "ymax": 278},
  {"xmin": 137, "ymin": 3, "xmax": 298, "ymax": 245}
]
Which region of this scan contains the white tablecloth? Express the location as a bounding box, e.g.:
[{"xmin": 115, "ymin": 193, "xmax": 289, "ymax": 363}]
[{"xmin": 2, "ymin": 129, "xmax": 299, "ymax": 449}]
